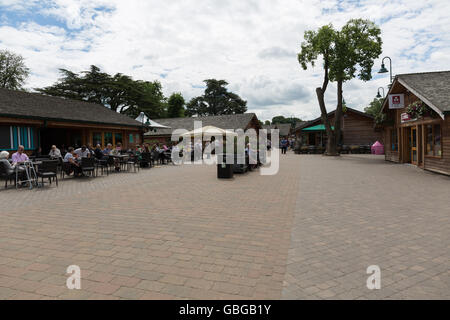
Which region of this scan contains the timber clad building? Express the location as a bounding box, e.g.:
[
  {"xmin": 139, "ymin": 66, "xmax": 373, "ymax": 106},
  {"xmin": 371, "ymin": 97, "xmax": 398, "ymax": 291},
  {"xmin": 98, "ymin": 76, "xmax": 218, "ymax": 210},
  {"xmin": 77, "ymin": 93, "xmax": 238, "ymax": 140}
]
[
  {"xmin": 0, "ymin": 88, "xmax": 144, "ymax": 154},
  {"xmin": 294, "ymin": 107, "xmax": 382, "ymax": 147},
  {"xmin": 381, "ymin": 71, "xmax": 450, "ymax": 176}
]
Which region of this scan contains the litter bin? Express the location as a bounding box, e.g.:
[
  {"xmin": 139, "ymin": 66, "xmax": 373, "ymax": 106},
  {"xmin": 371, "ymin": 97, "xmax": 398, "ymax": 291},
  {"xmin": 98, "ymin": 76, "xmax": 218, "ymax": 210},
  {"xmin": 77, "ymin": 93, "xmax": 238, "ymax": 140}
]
[{"xmin": 217, "ymin": 154, "xmax": 234, "ymax": 179}]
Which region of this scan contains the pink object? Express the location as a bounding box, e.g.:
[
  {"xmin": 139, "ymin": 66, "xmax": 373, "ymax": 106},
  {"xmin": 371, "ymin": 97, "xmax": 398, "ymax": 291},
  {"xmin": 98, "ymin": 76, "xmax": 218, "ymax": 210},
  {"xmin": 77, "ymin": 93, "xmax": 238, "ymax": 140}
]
[{"xmin": 371, "ymin": 141, "xmax": 384, "ymax": 155}]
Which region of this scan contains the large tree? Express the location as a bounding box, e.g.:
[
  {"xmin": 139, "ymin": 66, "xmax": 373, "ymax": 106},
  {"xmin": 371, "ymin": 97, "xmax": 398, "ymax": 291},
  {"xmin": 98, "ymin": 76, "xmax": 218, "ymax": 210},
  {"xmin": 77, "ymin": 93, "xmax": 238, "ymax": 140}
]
[
  {"xmin": 0, "ymin": 49, "xmax": 30, "ymax": 90},
  {"xmin": 167, "ymin": 92, "xmax": 185, "ymax": 118},
  {"xmin": 37, "ymin": 65, "xmax": 166, "ymax": 118},
  {"xmin": 364, "ymin": 97, "xmax": 385, "ymax": 124},
  {"xmin": 271, "ymin": 115, "xmax": 302, "ymax": 127},
  {"xmin": 185, "ymin": 79, "xmax": 247, "ymax": 116},
  {"xmin": 298, "ymin": 19, "xmax": 382, "ymax": 155}
]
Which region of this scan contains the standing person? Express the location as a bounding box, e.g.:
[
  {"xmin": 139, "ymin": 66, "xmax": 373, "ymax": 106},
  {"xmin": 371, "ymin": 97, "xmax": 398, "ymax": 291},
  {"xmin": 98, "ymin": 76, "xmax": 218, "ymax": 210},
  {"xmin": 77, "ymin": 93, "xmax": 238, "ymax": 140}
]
[
  {"xmin": 49, "ymin": 145, "xmax": 61, "ymax": 159},
  {"xmin": 280, "ymin": 138, "xmax": 288, "ymax": 154},
  {"xmin": 12, "ymin": 145, "xmax": 29, "ymax": 164}
]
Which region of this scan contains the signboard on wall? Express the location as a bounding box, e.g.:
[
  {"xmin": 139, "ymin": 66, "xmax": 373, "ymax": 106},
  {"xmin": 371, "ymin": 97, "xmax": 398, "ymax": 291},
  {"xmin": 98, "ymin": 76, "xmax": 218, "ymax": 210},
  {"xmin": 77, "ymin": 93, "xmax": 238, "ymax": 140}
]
[
  {"xmin": 388, "ymin": 94, "xmax": 405, "ymax": 109},
  {"xmin": 401, "ymin": 112, "xmax": 416, "ymax": 123}
]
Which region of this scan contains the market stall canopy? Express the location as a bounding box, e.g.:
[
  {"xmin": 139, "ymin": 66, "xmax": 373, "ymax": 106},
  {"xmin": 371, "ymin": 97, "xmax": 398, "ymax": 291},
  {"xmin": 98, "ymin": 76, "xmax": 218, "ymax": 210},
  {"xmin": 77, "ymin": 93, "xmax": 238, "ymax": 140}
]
[
  {"xmin": 181, "ymin": 125, "xmax": 238, "ymax": 137},
  {"xmin": 302, "ymin": 124, "xmax": 334, "ymax": 131},
  {"xmin": 135, "ymin": 112, "xmax": 171, "ymax": 129}
]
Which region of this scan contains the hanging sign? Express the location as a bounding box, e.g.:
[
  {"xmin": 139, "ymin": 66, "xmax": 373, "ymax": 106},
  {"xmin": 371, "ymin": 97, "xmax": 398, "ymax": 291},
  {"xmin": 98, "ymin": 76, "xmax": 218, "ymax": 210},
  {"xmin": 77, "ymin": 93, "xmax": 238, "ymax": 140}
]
[
  {"xmin": 388, "ymin": 94, "xmax": 405, "ymax": 109},
  {"xmin": 400, "ymin": 112, "xmax": 416, "ymax": 123}
]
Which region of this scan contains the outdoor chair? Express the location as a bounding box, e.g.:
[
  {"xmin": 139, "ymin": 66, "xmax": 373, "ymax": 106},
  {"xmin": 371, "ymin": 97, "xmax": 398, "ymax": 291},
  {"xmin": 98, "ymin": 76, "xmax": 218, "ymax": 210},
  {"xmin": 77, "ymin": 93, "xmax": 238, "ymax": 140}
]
[
  {"xmin": 61, "ymin": 162, "xmax": 72, "ymax": 179},
  {"xmin": 95, "ymin": 157, "xmax": 109, "ymax": 176},
  {"xmin": 37, "ymin": 160, "xmax": 58, "ymax": 187},
  {"xmin": 126, "ymin": 156, "xmax": 140, "ymax": 173},
  {"xmin": 0, "ymin": 161, "xmax": 16, "ymax": 189},
  {"xmin": 141, "ymin": 152, "xmax": 151, "ymax": 168},
  {"xmin": 81, "ymin": 157, "xmax": 96, "ymax": 177},
  {"xmin": 106, "ymin": 156, "xmax": 116, "ymax": 172}
]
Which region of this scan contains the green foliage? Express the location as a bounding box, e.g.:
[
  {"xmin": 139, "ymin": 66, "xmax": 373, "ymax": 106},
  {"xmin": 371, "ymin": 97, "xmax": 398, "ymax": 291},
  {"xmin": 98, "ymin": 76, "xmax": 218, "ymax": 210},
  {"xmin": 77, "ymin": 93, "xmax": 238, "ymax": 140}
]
[
  {"xmin": 0, "ymin": 49, "xmax": 30, "ymax": 90},
  {"xmin": 364, "ymin": 97, "xmax": 385, "ymax": 124},
  {"xmin": 264, "ymin": 120, "xmax": 271, "ymax": 125},
  {"xmin": 271, "ymin": 115, "xmax": 302, "ymax": 127},
  {"xmin": 299, "ymin": 19, "xmax": 382, "ymax": 84},
  {"xmin": 36, "ymin": 65, "xmax": 166, "ymax": 119},
  {"xmin": 406, "ymin": 100, "xmax": 430, "ymax": 119},
  {"xmin": 185, "ymin": 79, "xmax": 247, "ymax": 116},
  {"xmin": 167, "ymin": 92, "xmax": 185, "ymax": 118}
]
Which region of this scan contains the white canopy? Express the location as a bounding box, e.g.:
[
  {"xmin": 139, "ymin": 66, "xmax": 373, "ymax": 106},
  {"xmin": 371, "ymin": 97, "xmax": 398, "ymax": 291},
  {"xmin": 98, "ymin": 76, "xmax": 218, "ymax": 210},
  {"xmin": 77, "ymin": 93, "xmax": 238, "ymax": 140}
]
[
  {"xmin": 135, "ymin": 112, "xmax": 171, "ymax": 129},
  {"xmin": 181, "ymin": 125, "xmax": 238, "ymax": 137}
]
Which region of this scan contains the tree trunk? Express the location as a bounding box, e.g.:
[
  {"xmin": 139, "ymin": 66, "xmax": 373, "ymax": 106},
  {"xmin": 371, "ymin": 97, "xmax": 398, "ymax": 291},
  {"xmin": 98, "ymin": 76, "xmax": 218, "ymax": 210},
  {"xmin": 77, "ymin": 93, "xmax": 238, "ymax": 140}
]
[{"xmin": 328, "ymin": 79, "xmax": 344, "ymax": 156}]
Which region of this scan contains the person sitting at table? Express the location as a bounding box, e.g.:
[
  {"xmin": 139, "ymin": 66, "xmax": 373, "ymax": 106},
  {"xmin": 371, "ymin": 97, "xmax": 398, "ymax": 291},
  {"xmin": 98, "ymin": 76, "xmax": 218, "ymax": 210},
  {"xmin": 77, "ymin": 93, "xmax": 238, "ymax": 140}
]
[
  {"xmin": 12, "ymin": 145, "xmax": 29, "ymax": 164},
  {"xmin": 74, "ymin": 145, "xmax": 91, "ymax": 158},
  {"xmin": 86, "ymin": 143, "xmax": 95, "ymax": 157},
  {"xmin": 102, "ymin": 143, "xmax": 113, "ymax": 155},
  {"xmin": 63, "ymin": 147, "xmax": 82, "ymax": 177},
  {"xmin": 94, "ymin": 144, "xmax": 104, "ymax": 160},
  {"xmin": 48, "ymin": 145, "xmax": 62, "ymax": 159},
  {"xmin": 31, "ymin": 147, "xmax": 42, "ymax": 158},
  {"xmin": 134, "ymin": 145, "xmax": 142, "ymax": 161},
  {"xmin": 0, "ymin": 150, "xmax": 26, "ymax": 181}
]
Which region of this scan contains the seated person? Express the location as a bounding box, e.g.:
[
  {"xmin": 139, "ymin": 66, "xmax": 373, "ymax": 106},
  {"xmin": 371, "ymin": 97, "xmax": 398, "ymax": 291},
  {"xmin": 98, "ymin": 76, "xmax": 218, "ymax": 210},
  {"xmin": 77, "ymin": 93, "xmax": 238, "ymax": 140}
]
[
  {"xmin": 102, "ymin": 143, "xmax": 113, "ymax": 155},
  {"xmin": 11, "ymin": 145, "xmax": 29, "ymax": 164},
  {"xmin": 94, "ymin": 144, "xmax": 104, "ymax": 160},
  {"xmin": 0, "ymin": 150, "xmax": 26, "ymax": 180},
  {"xmin": 48, "ymin": 145, "xmax": 62, "ymax": 159},
  {"xmin": 74, "ymin": 145, "xmax": 91, "ymax": 158},
  {"xmin": 63, "ymin": 147, "xmax": 82, "ymax": 177}
]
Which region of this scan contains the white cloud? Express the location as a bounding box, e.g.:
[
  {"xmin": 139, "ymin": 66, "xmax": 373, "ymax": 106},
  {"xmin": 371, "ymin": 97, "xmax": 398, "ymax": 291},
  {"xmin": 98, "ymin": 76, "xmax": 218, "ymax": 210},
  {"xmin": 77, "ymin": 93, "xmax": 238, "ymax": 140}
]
[{"xmin": 0, "ymin": 0, "xmax": 449, "ymax": 121}]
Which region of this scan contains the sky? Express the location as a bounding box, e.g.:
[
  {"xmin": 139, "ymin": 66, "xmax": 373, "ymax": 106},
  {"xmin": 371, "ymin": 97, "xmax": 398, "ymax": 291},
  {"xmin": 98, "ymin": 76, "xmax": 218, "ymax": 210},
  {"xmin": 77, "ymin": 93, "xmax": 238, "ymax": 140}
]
[{"xmin": 0, "ymin": 0, "xmax": 449, "ymax": 122}]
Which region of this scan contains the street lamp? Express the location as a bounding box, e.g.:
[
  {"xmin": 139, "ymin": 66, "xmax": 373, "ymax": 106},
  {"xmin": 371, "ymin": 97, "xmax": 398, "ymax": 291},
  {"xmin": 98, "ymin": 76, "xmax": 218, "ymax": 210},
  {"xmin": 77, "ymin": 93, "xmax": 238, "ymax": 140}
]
[
  {"xmin": 378, "ymin": 56, "xmax": 393, "ymax": 83},
  {"xmin": 376, "ymin": 87, "xmax": 385, "ymax": 98}
]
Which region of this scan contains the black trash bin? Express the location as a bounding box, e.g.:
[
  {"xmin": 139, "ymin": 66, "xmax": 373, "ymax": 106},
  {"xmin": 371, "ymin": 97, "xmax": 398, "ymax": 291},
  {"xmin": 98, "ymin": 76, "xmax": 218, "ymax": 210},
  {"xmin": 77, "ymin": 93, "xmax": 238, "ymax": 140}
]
[{"xmin": 217, "ymin": 154, "xmax": 234, "ymax": 179}]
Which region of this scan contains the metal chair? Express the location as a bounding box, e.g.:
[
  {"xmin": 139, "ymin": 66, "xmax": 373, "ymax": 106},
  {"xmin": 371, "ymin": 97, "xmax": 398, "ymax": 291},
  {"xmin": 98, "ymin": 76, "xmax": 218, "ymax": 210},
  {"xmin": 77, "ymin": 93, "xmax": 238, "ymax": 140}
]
[
  {"xmin": 0, "ymin": 161, "xmax": 16, "ymax": 189},
  {"xmin": 81, "ymin": 157, "xmax": 96, "ymax": 177},
  {"xmin": 37, "ymin": 160, "xmax": 58, "ymax": 187}
]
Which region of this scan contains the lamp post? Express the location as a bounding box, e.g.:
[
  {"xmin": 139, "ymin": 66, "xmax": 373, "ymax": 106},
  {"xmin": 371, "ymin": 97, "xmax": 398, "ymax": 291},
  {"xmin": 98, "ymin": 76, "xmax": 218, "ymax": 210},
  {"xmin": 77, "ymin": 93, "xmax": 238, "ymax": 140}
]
[
  {"xmin": 378, "ymin": 56, "xmax": 393, "ymax": 84},
  {"xmin": 376, "ymin": 87, "xmax": 385, "ymax": 98}
]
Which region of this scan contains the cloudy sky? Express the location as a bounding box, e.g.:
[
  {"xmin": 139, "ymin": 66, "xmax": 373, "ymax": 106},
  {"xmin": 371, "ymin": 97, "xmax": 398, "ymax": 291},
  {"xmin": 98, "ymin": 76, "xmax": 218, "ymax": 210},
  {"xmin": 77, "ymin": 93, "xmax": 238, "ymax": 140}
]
[{"xmin": 1, "ymin": 0, "xmax": 449, "ymax": 121}]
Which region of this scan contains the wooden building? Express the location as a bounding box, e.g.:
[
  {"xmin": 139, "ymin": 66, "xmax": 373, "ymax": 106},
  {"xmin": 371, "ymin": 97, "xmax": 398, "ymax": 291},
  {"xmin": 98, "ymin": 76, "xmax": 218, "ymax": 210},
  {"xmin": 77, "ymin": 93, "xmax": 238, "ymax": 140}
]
[
  {"xmin": 380, "ymin": 71, "xmax": 450, "ymax": 176},
  {"xmin": 294, "ymin": 107, "xmax": 382, "ymax": 148},
  {"xmin": 144, "ymin": 113, "xmax": 261, "ymax": 145},
  {"xmin": 261, "ymin": 123, "xmax": 292, "ymax": 140},
  {"xmin": 0, "ymin": 88, "xmax": 145, "ymax": 154}
]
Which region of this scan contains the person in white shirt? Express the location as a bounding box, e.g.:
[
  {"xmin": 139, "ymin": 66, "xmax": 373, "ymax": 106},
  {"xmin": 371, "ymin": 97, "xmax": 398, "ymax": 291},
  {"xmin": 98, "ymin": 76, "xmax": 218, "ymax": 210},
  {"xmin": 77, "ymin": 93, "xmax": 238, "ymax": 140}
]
[
  {"xmin": 74, "ymin": 145, "xmax": 91, "ymax": 158},
  {"xmin": 48, "ymin": 145, "xmax": 61, "ymax": 159}
]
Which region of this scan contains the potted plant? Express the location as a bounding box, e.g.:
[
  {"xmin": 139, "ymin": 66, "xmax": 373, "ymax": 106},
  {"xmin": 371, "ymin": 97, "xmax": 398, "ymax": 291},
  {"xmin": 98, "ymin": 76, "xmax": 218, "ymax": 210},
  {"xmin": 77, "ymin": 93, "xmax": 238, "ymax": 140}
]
[{"xmin": 406, "ymin": 101, "xmax": 430, "ymax": 119}]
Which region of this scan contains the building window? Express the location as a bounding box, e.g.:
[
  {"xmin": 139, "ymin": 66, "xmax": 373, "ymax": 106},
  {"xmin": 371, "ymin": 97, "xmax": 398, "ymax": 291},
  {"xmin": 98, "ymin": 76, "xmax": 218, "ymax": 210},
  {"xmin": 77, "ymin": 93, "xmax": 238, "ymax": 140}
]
[
  {"xmin": 391, "ymin": 129, "xmax": 398, "ymax": 151},
  {"xmin": 129, "ymin": 134, "xmax": 134, "ymax": 143},
  {"xmin": 114, "ymin": 133, "xmax": 122, "ymax": 145},
  {"xmin": 104, "ymin": 132, "xmax": 113, "ymax": 146},
  {"xmin": 93, "ymin": 132, "xmax": 102, "ymax": 146},
  {"xmin": 426, "ymin": 124, "xmax": 442, "ymax": 157}
]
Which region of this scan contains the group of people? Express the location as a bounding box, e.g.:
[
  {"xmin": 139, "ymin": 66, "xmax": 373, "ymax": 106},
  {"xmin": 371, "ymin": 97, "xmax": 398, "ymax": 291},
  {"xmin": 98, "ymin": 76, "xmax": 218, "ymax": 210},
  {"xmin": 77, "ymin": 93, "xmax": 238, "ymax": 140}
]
[
  {"xmin": 280, "ymin": 137, "xmax": 296, "ymax": 154},
  {"xmin": 0, "ymin": 145, "xmax": 33, "ymax": 184}
]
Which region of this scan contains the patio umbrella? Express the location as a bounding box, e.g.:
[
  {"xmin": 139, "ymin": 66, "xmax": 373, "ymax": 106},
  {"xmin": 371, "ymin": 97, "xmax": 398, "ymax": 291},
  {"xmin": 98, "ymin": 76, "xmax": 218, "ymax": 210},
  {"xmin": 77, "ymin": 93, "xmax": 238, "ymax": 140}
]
[
  {"xmin": 181, "ymin": 125, "xmax": 237, "ymax": 137},
  {"xmin": 135, "ymin": 112, "xmax": 171, "ymax": 129}
]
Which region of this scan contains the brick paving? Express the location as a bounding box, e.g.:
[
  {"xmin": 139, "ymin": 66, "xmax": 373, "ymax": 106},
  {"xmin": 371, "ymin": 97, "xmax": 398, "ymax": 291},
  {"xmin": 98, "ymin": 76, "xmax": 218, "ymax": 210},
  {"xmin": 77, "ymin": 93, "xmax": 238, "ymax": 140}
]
[{"xmin": 0, "ymin": 153, "xmax": 448, "ymax": 299}]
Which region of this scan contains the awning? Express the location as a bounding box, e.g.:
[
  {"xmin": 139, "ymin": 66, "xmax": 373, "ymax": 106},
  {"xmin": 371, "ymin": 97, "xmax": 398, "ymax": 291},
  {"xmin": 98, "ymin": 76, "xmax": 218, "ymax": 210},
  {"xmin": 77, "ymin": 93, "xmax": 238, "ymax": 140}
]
[
  {"xmin": 302, "ymin": 124, "xmax": 334, "ymax": 131},
  {"xmin": 181, "ymin": 126, "xmax": 238, "ymax": 137},
  {"xmin": 135, "ymin": 112, "xmax": 171, "ymax": 129}
]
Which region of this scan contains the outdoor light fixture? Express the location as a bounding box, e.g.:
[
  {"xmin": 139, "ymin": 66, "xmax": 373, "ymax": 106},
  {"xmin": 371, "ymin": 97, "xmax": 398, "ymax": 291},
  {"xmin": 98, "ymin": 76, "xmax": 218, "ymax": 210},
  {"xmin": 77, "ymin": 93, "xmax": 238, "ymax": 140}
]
[
  {"xmin": 376, "ymin": 87, "xmax": 385, "ymax": 98},
  {"xmin": 378, "ymin": 56, "xmax": 393, "ymax": 83}
]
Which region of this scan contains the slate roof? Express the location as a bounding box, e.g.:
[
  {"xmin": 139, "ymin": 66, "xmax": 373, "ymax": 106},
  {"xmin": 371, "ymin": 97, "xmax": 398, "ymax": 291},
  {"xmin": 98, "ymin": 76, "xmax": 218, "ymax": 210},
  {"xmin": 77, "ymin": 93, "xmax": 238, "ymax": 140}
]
[
  {"xmin": 395, "ymin": 71, "xmax": 450, "ymax": 113},
  {"xmin": 145, "ymin": 113, "xmax": 259, "ymax": 136},
  {"xmin": 293, "ymin": 107, "xmax": 374, "ymax": 132},
  {"xmin": 261, "ymin": 123, "xmax": 292, "ymax": 136},
  {"xmin": 0, "ymin": 88, "xmax": 143, "ymax": 127}
]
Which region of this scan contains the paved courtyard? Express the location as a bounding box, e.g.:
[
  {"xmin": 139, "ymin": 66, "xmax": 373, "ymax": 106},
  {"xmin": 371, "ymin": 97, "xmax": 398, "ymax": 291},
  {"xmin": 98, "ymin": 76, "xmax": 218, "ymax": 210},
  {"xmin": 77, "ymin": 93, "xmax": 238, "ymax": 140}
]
[{"xmin": 0, "ymin": 153, "xmax": 448, "ymax": 299}]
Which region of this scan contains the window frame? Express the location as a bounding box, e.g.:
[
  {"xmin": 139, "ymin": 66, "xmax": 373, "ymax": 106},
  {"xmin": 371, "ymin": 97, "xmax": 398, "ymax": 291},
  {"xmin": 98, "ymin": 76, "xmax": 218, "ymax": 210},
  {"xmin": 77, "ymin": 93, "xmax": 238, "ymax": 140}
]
[{"xmin": 425, "ymin": 123, "xmax": 443, "ymax": 158}]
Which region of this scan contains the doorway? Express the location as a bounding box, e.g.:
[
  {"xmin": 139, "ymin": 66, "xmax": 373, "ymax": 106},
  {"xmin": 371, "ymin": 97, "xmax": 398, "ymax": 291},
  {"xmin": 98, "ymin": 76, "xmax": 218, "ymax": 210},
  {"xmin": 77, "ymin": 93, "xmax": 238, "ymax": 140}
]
[{"xmin": 411, "ymin": 127, "xmax": 418, "ymax": 165}]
